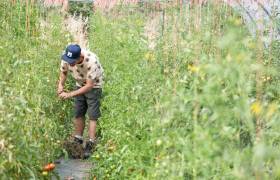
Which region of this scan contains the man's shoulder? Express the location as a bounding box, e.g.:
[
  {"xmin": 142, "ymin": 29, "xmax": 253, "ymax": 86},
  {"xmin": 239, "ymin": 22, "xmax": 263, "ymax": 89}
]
[
  {"xmin": 83, "ymin": 49, "xmax": 97, "ymax": 57},
  {"xmin": 83, "ymin": 49, "xmax": 98, "ymax": 61}
]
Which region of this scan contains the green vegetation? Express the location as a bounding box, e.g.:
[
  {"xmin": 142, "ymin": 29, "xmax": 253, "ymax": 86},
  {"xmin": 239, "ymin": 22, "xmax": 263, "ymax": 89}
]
[
  {"xmin": 68, "ymin": 0, "xmax": 93, "ymax": 17},
  {"xmin": 0, "ymin": 1, "xmax": 73, "ymax": 178},
  {"xmin": 90, "ymin": 5, "xmax": 280, "ymax": 180},
  {"xmin": 0, "ymin": 1, "xmax": 279, "ymax": 179}
]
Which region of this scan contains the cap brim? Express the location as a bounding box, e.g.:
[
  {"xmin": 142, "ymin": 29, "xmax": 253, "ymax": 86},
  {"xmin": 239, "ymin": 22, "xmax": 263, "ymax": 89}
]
[{"xmin": 61, "ymin": 54, "xmax": 78, "ymax": 64}]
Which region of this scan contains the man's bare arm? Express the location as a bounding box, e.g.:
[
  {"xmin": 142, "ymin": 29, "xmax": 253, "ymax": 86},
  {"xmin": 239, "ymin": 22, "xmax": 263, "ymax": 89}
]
[
  {"xmin": 70, "ymin": 79, "xmax": 94, "ymax": 97},
  {"xmin": 57, "ymin": 71, "xmax": 67, "ymax": 94}
]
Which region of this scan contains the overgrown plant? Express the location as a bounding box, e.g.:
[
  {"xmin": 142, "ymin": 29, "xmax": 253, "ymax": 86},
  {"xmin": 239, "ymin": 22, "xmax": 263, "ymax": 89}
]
[
  {"xmin": 0, "ymin": 1, "xmax": 73, "ymax": 178},
  {"xmin": 89, "ymin": 2, "xmax": 280, "ymax": 179}
]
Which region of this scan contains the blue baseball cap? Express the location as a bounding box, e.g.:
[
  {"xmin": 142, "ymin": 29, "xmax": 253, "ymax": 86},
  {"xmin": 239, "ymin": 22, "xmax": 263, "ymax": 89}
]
[{"xmin": 61, "ymin": 44, "xmax": 81, "ymax": 64}]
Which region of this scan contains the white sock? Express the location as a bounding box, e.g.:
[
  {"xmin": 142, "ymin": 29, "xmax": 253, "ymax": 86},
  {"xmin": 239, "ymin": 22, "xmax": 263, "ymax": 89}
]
[
  {"xmin": 89, "ymin": 138, "xmax": 95, "ymax": 142},
  {"xmin": 74, "ymin": 135, "xmax": 83, "ymax": 140}
]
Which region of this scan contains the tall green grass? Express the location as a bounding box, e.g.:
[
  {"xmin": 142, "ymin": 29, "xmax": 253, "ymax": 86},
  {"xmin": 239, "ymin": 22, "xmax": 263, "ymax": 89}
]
[
  {"xmin": 89, "ymin": 3, "xmax": 280, "ymax": 179},
  {"xmin": 0, "ymin": 1, "xmax": 73, "ymax": 178}
]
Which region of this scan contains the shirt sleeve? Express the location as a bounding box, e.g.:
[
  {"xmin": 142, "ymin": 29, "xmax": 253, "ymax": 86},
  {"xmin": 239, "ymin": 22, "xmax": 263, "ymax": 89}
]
[{"xmin": 60, "ymin": 61, "xmax": 69, "ymax": 72}]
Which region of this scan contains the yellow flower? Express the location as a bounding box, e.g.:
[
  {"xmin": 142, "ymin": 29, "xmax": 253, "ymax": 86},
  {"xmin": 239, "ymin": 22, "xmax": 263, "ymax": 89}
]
[
  {"xmin": 145, "ymin": 52, "xmax": 155, "ymax": 61},
  {"xmin": 234, "ymin": 18, "xmax": 242, "ymax": 26},
  {"xmin": 251, "ymin": 101, "xmax": 262, "ymax": 116},
  {"xmin": 226, "ymin": 54, "xmax": 232, "ymax": 62},
  {"xmin": 188, "ymin": 64, "xmax": 199, "ymax": 73}
]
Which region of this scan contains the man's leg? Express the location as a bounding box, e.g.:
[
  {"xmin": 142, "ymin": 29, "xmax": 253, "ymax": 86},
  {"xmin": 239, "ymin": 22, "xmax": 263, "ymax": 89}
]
[
  {"xmin": 74, "ymin": 117, "xmax": 85, "ymax": 139},
  {"xmin": 88, "ymin": 119, "xmax": 97, "ymax": 141},
  {"xmin": 84, "ymin": 88, "xmax": 102, "ymax": 158},
  {"xmin": 73, "ymin": 89, "xmax": 88, "ymax": 143},
  {"xmin": 86, "ymin": 88, "xmax": 102, "ymax": 141},
  {"xmin": 83, "ymin": 119, "xmax": 97, "ymax": 159},
  {"xmin": 65, "ymin": 117, "xmax": 85, "ymax": 158},
  {"xmin": 64, "ymin": 87, "xmax": 87, "ymax": 159}
]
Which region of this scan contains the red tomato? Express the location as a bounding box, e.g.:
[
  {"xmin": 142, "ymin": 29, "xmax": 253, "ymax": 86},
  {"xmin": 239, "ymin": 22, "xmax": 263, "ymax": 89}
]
[{"xmin": 43, "ymin": 163, "xmax": 56, "ymax": 171}]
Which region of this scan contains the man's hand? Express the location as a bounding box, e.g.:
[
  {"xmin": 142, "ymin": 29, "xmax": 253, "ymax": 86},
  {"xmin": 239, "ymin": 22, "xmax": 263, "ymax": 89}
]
[
  {"xmin": 57, "ymin": 84, "xmax": 64, "ymax": 95},
  {"xmin": 59, "ymin": 92, "xmax": 73, "ymax": 99}
]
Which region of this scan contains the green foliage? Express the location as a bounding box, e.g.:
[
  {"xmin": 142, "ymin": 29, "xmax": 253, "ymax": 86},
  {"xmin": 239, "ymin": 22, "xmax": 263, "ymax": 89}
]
[
  {"xmin": 0, "ymin": 1, "xmax": 279, "ymax": 179},
  {"xmin": 89, "ymin": 11, "xmax": 159, "ymax": 179},
  {"xmin": 0, "ymin": 2, "xmax": 72, "ymax": 178},
  {"xmin": 89, "ymin": 4, "xmax": 280, "ymax": 180},
  {"xmin": 68, "ymin": 0, "xmax": 93, "ymax": 17}
]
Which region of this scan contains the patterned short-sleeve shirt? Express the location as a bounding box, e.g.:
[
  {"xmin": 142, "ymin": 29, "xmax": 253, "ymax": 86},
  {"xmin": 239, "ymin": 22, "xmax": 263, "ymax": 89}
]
[{"xmin": 60, "ymin": 49, "xmax": 104, "ymax": 88}]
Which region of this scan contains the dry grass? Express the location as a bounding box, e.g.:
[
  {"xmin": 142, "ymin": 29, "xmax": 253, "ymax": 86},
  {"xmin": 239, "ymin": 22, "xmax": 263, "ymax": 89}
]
[
  {"xmin": 144, "ymin": 13, "xmax": 161, "ymax": 50},
  {"xmin": 64, "ymin": 15, "xmax": 89, "ymax": 48}
]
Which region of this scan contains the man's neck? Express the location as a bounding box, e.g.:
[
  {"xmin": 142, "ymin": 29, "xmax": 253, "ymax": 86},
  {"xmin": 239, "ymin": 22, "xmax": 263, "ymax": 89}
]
[
  {"xmin": 77, "ymin": 58, "xmax": 84, "ymax": 64},
  {"xmin": 76, "ymin": 52, "xmax": 84, "ymax": 64}
]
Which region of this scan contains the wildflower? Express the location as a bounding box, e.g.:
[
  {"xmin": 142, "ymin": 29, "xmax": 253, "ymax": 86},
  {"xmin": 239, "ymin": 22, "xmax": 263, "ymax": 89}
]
[
  {"xmin": 234, "ymin": 18, "xmax": 242, "ymax": 26},
  {"xmin": 226, "ymin": 54, "xmax": 232, "ymax": 61},
  {"xmin": 251, "ymin": 101, "xmax": 262, "ymax": 116},
  {"xmin": 188, "ymin": 64, "xmax": 199, "ymax": 73},
  {"xmin": 261, "ymin": 76, "xmax": 272, "ymax": 82},
  {"xmin": 156, "ymin": 139, "xmax": 162, "ymax": 146},
  {"xmin": 145, "ymin": 52, "xmax": 155, "ymax": 61}
]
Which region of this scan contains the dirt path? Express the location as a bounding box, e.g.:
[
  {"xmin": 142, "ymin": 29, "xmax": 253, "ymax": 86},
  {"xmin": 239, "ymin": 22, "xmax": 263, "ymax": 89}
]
[
  {"xmin": 52, "ymin": 158, "xmax": 92, "ymax": 180},
  {"xmin": 144, "ymin": 12, "xmax": 161, "ymax": 50},
  {"xmin": 52, "ymin": 13, "xmax": 92, "ymax": 180},
  {"xmin": 64, "ymin": 15, "xmax": 89, "ymax": 49},
  {"xmin": 53, "ymin": 10, "xmax": 161, "ymax": 180}
]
